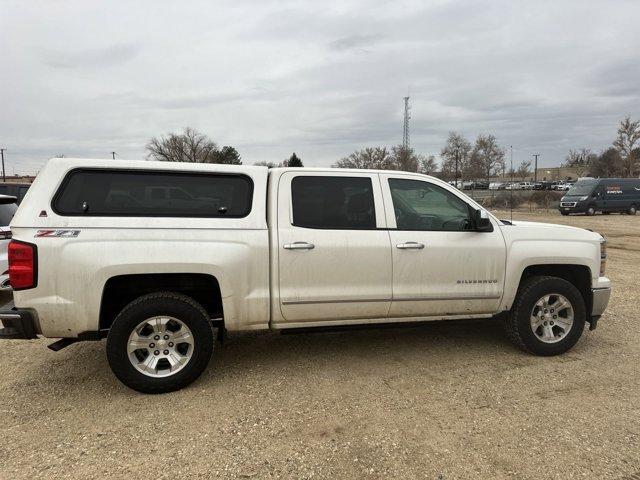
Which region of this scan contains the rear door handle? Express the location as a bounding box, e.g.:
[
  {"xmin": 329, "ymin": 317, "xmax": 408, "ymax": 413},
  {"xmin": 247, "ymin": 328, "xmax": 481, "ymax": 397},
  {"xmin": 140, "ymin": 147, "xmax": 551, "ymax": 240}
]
[
  {"xmin": 283, "ymin": 242, "xmax": 315, "ymax": 250},
  {"xmin": 396, "ymin": 242, "xmax": 425, "ymax": 250}
]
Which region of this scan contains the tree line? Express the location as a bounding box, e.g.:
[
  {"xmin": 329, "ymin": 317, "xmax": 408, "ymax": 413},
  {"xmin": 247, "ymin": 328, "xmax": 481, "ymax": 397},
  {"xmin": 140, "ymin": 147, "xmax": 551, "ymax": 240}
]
[
  {"xmin": 145, "ymin": 127, "xmax": 303, "ymax": 168},
  {"xmin": 563, "ymin": 116, "xmax": 640, "ymax": 178},
  {"xmin": 146, "ymin": 116, "xmax": 640, "ymax": 179}
]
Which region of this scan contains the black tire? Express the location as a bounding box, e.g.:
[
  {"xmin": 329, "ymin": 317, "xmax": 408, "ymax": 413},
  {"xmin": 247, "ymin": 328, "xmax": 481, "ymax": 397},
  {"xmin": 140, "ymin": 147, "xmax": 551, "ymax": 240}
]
[
  {"xmin": 560, "ymin": 211, "xmax": 569, "ymax": 216},
  {"xmin": 629, "ymin": 205, "xmax": 637, "ymax": 215},
  {"xmin": 504, "ymin": 276, "xmax": 586, "ymax": 356},
  {"xmin": 585, "ymin": 205, "xmax": 596, "ymax": 216},
  {"xmin": 602, "ymin": 211, "xmax": 611, "ymax": 215},
  {"xmin": 106, "ymin": 292, "xmax": 214, "ymax": 394}
]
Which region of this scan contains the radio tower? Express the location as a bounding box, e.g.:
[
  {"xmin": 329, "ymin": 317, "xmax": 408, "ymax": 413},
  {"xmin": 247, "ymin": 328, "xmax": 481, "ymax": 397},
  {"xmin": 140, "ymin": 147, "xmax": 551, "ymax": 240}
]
[{"xmin": 402, "ymin": 96, "xmax": 411, "ymax": 150}]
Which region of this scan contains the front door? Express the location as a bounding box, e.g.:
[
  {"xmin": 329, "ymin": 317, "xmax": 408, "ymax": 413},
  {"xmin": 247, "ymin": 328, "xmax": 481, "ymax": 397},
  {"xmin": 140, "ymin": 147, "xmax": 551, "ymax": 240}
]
[
  {"xmin": 276, "ymin": 171, "xmax": 392, "ymax": 324},
  {"xmin": 380, "ymin": 174, "xmax": 506, "ymax": 318}
]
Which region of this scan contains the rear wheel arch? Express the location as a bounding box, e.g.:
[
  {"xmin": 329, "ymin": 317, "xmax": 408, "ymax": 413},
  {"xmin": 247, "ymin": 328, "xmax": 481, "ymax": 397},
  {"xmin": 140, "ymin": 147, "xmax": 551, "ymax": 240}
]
[{"xmin": 99, "ymin": 273, "xmax": 223, "ymax": 331}]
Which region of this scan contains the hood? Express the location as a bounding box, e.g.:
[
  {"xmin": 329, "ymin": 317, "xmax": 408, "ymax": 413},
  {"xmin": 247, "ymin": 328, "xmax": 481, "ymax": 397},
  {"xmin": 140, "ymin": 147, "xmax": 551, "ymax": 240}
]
[{"xmin": 505, "ymin": 220, "xmax": 603, "ymax": 241}]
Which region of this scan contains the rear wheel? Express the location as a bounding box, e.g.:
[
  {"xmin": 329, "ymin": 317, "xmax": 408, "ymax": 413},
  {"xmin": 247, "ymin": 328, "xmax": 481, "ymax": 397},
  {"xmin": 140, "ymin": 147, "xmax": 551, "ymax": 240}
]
[
  {"xmin": 628, "ymin": 205, "xmax": 637, "ymax": 215},
  {"xmin": 106, "ymin": 292, "xmax": 214, "ymax": 393},
  {"xmin": 586, "ymin": 205, "xmax": 596, "ymax": 216},
  {"xmin": 504, "ymin": 276, "xmax": 586, "ymax": 356},
  {"xmin": 602, "ymin": 211, "xmax": 611, "ymax": 215},
  {"xmin": 560, "ymin": 211, "xmax": 569, "ymax": 216}
]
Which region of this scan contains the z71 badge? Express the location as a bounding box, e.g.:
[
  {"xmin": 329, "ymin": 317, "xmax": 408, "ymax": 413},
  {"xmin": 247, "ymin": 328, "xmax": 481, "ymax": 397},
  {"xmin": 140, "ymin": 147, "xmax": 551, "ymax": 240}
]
[{"xmin": 35, "ymin": 229, "xmax": 81, "ymax": 238}]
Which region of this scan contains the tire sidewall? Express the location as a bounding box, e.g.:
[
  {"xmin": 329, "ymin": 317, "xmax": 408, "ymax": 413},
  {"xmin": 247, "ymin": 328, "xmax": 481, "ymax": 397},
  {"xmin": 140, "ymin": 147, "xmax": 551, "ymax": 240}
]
[
  {"xmin": 106, "ymin": 294, "xmax": 214, "ymax": 393},
  {"xmin": 515, "ymin": 278, "xmax": 586, "ymax": 356}
]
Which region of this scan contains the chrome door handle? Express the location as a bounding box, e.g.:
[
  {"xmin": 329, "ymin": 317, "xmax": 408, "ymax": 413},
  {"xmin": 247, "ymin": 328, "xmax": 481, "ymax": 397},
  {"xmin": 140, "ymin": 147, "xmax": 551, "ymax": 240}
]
[
  {"xmin": 396, "ymin": 242, "xmax": 425, "ymax": 250},
  {"xmin": 283, "ymin": 242, "xmax": 315, "ymax": 250}
]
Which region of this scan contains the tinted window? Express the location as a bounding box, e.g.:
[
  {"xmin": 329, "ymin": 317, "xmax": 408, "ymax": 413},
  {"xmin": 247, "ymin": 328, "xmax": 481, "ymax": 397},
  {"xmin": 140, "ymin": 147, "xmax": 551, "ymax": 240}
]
[
  {"xmin": 291, "ymin": 176, "xmax": 376, "ymax": 229},
  {"xmin": 389, "ymin": 178, "xmax": 472, "ymax": 231},
  {"xmin": 0, "ymin": 203, "xmax": 17, "ymax": 226},
  {"xmin": 53, "ymin": 169, "xmax": 253, "ymax": 217}
]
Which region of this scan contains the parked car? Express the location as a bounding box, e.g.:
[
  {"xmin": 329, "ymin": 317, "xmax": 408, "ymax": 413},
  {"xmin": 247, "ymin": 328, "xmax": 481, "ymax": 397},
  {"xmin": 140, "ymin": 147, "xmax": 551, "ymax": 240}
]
[
  {"xmin": 0, "ymin": 183, "xmax": 31, "ymax": 205},
  {"xmin": 532, "ymin": 182, "xmax": 544, "ymax": 190},
  {"xmin": 0, "ymin": 158, "xmax": 611, "ymax": 393},
  {"xmin": 489, "ymin": 182, "xmax": 505, "ymax": 190},
  {"xmin": 559, "ymin": 178, "xmax": 640, "ymax": 215},
  {"xmin": 0, "ymin": 195, "xmax": 17, "ymax": 290}
]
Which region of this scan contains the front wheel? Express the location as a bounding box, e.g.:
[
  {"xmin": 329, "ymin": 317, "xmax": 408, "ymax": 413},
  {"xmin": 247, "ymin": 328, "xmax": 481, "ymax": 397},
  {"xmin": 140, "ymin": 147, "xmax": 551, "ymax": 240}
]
[
  {"xmin": 504, "ymin": 276, "xmax": 586, "ymax": 356},
  {"xmin": 586, "ymin": 205, "xmax": 596, "ymax": 216},
  {"xmin": 628, "ymin": 205, "xmax": 637, "ymax": 215},
  {"xmin": 106, "ymin": 292, "xmax": 214, "ymax": 393}
]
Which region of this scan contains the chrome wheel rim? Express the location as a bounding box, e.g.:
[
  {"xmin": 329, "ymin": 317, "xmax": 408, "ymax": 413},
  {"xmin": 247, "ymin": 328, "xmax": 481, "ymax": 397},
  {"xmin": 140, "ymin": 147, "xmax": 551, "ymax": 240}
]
[
  {"xmin": 530, "ymin": 293, "xmax": 574, "ymax": 344},
  {"xmin": 127, "ymin": 316, "xmax": 194, "ymax": 378}
]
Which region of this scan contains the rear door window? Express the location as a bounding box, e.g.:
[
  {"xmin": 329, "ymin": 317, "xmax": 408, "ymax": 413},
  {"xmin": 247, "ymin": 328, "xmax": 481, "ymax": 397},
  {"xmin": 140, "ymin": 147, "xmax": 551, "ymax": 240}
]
[
  {"xmin": 291, "ymin": 176, "xmax": 376, "ymax": 229},
  {"xmin": 53, "ymin": 169, "xmax": 253, "ymax": 217}
]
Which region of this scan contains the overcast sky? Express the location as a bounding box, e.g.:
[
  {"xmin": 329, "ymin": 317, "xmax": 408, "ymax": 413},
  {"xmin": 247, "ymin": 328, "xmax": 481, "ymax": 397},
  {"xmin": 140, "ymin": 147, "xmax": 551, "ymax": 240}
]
[{"xmin": 1, "ymin": 0, "xmax": 639, "ymax": 174}]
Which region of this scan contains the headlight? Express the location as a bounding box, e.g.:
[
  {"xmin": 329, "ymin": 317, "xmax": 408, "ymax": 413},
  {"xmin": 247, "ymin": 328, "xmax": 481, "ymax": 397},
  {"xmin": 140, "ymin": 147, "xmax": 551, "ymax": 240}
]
[
  {"xmin": 600, "ymin": 238, "xmax": 607, "ymax": 276},
  {"xmin": 579, "ymin": 196, "xmax": 588, "ymax": 201}
]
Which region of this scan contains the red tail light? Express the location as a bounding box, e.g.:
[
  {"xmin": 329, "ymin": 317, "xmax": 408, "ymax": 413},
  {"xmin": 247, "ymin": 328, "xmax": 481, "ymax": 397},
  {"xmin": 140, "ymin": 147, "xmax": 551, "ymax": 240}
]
[{"xmin": 8, "ymin": 240, "xmax": 37, "ymax": 290}]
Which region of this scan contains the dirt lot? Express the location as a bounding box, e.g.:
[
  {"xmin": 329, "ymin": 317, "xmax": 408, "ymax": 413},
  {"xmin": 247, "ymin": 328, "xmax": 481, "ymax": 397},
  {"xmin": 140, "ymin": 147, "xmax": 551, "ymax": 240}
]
[{"xmin": 1, "ymin": 210, "xmax": 639, "ymax": 479}]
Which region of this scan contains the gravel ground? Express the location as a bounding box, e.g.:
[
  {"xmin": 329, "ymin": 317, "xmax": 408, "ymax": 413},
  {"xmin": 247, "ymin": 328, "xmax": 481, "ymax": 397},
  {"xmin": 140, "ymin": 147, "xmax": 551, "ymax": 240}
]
[{"xmin": 1, "ymin": 211, "xmax": 639, "ymax": 479}]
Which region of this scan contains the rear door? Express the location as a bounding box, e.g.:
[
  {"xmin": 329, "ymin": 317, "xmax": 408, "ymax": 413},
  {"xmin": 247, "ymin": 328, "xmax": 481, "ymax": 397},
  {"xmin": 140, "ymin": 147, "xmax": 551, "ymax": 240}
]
[{"xmin": 276, "ymin": 171, "xmax": 392, "ymax": 324}]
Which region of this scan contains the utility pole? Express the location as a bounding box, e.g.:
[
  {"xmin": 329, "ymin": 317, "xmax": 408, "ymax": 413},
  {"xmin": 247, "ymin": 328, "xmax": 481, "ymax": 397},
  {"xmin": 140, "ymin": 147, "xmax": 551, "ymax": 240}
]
[
  {"xmin": 0, "ymin": 149, "xmax": 5, "ymax": 182},
  {"xmin": 533, "ymin": 154, "xmax": 540, "ymax": 182},
  {"xmin": 110, "ymin": 151, "xmax": 117, "ymax": 160},
  {"xmin": 402, "ymin": 96, "xmax": 411, "ymax": 150}
]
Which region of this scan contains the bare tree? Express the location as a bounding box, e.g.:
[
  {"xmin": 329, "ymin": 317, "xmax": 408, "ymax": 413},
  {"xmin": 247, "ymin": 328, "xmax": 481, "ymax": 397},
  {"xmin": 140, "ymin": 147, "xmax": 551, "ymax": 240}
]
[
  {"xmin": 515, "ymin": 160, "xmax": 532, "ymax": 180},
  {"xmin": 563, "ymin": 148, "xmax": 597, "ymax": 177},
  {"xmin": 146, "ymin": 127, "xmax": 240, "ymax": 164},
  {"xmin": 418, "ymin": 154, "xmax": 438, "ymax": 175},
  {"xmin": 254, "ymin": 161, "xmax": 278, "ymax": 168},
  {"xmin": 591, "ymin": 148, "xmax": 625, "ymax": 178},
  {"xmin": 440, "ymin": 132, "xmax": 471, "ymax": 184},
  {"xmin": 469, "ymin": 134, "xmax": 505, "ymax": 181},
  {"xmin": 334, "ymin": 147, "xmax": 395, "ymax": 169},
  {"xmin": 613, "ymin": 116, "xmax": 640, "ymax": 176},
  {"xmin": 390, "ymin": 146, "xmax": 419, "ymax": 172}
]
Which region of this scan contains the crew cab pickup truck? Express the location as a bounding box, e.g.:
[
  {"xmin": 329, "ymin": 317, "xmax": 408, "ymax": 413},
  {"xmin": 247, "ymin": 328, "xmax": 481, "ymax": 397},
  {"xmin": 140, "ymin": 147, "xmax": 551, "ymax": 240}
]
[{"xmin": 0, "ymin": 158, "xmax": 611, "ymax": 393}]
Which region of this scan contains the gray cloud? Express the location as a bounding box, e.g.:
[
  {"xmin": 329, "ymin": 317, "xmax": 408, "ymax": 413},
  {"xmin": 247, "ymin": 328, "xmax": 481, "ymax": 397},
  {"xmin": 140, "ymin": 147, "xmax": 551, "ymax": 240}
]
[
  {"xmin": 40, "ymin": 43, "xmax": 141, "ymax": 69},
  {"xmin": 328, "ymin": 34, "xmax": 384, "ymax": 52},
  {"xmin": 1, "ymin": 0, "xmax": 639, "ymax": 174}
]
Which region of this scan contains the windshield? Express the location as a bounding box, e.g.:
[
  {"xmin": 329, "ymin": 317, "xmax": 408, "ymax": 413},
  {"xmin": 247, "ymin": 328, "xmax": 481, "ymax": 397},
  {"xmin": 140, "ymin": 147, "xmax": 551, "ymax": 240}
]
[{"xmin": 567, "ymin": 180, "xmax": 597, "ymax": 196}]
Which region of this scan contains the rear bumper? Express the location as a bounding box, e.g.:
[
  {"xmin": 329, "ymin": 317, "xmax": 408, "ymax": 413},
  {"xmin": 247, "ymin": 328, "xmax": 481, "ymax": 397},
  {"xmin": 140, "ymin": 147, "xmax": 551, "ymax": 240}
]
[{"xmin": 0, "ymin": 301, "xmax": 39, "ymax": 339}]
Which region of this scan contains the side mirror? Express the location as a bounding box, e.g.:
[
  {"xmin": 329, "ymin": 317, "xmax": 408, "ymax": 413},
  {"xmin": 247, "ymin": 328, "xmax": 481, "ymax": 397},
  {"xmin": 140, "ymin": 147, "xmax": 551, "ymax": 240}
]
[{"xmin": 474, "ymin": 209, "xmax": 493, "ymax": 232}]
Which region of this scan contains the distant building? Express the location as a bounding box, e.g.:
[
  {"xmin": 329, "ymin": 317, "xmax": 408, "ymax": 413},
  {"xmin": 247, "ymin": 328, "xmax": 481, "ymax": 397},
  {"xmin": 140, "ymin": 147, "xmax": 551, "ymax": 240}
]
[
  {"xmin": 535, "ymin": 166, "xmax": 587, "ymax": 182},
  {"xmin": 1, "ymin": 175, "xmax": 36, "ymax": 184}
]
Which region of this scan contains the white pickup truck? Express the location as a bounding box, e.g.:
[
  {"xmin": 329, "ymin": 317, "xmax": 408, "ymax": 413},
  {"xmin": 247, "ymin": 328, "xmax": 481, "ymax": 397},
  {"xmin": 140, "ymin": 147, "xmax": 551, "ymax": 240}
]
[{"xmin": 0, "ymin": 158, "xmax": 611, "ymax": 393}]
